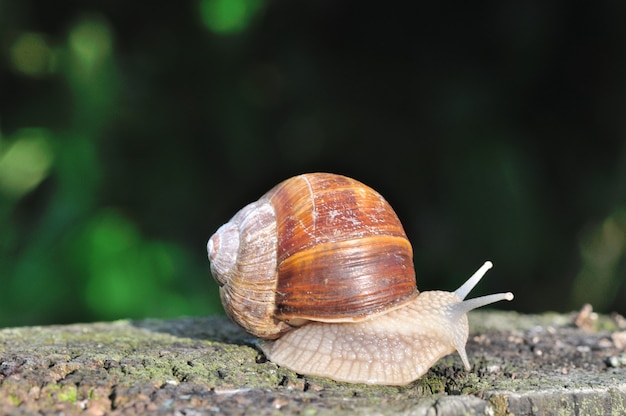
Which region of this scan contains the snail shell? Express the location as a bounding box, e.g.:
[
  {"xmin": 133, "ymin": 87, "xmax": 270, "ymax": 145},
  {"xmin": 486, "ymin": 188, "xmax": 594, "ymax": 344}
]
[{"xmin": 207, "ymin": 172, "xmax": 417, "ymax": 339}]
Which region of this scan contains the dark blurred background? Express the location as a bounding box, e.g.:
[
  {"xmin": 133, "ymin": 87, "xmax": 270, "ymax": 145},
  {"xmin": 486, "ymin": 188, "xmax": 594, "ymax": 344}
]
[{"xmin": 1, "ymin": 1, "xmax": 624, "ymax": 328}]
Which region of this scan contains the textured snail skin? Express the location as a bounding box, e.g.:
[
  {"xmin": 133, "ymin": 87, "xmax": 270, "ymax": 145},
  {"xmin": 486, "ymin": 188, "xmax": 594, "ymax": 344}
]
[
  {"xmin": 260, "ymin": 291, "xmax": 468, "ymax": 385},
  {"xmin": 259, "ymin": 278, "xmax": 514, "ymax": 385}
]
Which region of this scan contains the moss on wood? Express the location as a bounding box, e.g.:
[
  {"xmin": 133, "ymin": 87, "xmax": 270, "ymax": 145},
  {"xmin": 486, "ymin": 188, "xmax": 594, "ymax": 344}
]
[{"xmin": 0, "ymin": 313, "xmax": 625, "ymax": 415}]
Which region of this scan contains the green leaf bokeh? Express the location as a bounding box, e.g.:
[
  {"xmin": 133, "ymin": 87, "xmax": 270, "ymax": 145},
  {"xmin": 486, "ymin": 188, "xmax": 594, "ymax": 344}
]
[{"xmin": 1, "ymin": 2, "xmax": 625, "ymax": 328}]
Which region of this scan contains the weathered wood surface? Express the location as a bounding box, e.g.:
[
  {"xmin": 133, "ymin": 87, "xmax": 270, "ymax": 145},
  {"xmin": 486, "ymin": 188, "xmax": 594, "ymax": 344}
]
[{"xmin": 0, "ymin": 310, "xmax": 625, "ymax": 415}]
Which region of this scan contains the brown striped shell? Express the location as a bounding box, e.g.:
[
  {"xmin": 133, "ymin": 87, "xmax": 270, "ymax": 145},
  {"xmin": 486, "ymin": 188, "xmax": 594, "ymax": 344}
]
[{"xmin": 207, "ymin": 173, "xmax": 418, "ymax": 339}]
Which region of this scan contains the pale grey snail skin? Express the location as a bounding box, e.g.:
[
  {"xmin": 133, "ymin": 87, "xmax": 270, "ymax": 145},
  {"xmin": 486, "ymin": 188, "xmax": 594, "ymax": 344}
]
[{"xmin": 259, "ymin": 261, "xmax": 513, "ymax": 385}]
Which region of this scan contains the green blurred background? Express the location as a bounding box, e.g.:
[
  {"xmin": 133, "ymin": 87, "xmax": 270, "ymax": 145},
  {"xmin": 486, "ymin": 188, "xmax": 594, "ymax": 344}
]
[{"xmin": 1, "ymin": 1, "xmax": 625, "ymax": 328}]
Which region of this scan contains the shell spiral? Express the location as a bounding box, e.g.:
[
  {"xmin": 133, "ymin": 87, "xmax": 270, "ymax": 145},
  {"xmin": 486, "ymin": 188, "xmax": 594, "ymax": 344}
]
[{"xmin": 207, "ymin": 173, "xmax": 417, "ymax": 339}]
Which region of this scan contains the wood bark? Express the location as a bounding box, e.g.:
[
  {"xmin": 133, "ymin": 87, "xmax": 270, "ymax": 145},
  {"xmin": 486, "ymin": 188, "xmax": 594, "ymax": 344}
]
[{"xmin": 1, "ymin": 311, "xmax": 625, "ymax": 415}]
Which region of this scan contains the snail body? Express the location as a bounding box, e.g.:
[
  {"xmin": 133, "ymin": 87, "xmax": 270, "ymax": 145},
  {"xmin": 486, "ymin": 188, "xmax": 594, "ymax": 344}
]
[{"xmin": 207, "ymin": 173, "xmax": 513, "ymax": 385}]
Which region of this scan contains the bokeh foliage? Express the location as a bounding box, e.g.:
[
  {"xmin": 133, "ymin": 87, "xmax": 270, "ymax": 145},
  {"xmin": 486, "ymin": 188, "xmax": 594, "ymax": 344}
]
[{"xmin": 1, "ymin": 1, "xmax": 625, "ymax": 328}]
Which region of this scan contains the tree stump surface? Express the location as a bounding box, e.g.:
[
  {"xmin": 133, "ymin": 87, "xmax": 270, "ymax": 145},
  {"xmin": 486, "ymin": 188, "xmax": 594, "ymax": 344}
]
[{"xmin": 1, "ymin": 310, "xmax": 625, "ymax": 415}]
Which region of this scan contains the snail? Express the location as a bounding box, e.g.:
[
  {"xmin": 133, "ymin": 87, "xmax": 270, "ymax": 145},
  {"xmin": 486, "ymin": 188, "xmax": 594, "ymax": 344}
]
[{"xmin": 207, "ymin": 173, "xmax": 513, "ymax": 385}]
